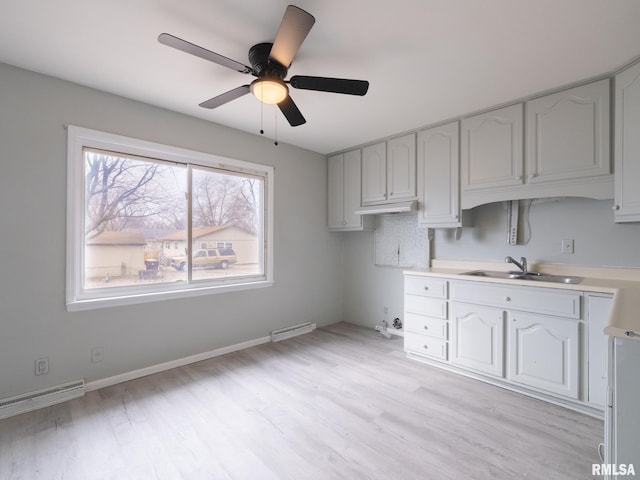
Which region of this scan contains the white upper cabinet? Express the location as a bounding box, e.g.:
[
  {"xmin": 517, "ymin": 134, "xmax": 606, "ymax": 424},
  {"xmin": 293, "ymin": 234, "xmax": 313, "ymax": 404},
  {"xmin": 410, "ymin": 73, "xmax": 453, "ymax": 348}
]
[
  {"xmin": 461, "ymin": 103, "xmax": 524, "ymax": 194},
  {"xmin": 461, "ymin": 80, "xmax": 613, "ymax": 209},
  {"xmin": 526, "ymin": 79, "xmax": 611, "ymax": 184},
  {"xmin": 362, "ymin": 134, "xmax": 416, "ymax": 205},
  {"xmin": 328, "ymin": 150, "xmax": 367, "ymax": 231},
  {"xmin": 417, "ymin": 122, "xmax": 461, "ymax": 227},
  {"xmin": 387, "ymin": 133, "xmax": 417, "ymax": 201},
  {"xmin": 362, "ymin": 142, "xmax": 387, "ymax": 204},
  {"xmin": 614, "ymin": 61, "xmax": 640, "ymax": 222}
]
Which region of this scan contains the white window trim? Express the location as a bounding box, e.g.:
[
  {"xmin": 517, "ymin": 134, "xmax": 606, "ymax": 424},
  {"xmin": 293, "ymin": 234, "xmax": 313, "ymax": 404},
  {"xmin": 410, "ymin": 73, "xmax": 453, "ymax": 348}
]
[{"xmin": 66, "ymin": 125, "xmax": 274, "ymax": 312}]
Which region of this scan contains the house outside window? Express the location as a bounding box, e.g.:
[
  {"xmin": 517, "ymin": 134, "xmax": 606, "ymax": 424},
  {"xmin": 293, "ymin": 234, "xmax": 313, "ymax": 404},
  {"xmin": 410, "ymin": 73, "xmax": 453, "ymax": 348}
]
[{"xmin": 66, "ymin": 125, "xmax": 274, "ymax": 311}]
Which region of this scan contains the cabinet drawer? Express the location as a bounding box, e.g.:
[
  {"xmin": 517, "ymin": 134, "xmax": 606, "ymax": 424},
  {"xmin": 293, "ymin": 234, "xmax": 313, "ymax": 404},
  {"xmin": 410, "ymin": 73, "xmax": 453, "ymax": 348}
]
[
  {"xmin": 405, "ymin": 295, "xmax": 447, "ymax": 319},
  {"xmin": 405, "ymin": 275, "xmax": 448, "ymax": 299},
  {"xmin": 405, "ymin": 312, "xmax": 448, "ymax": 339},
  {"xmin": 451, "ymin": 281, "xmax": 581, "ymax": 318},
  {"xmin": 405, "ymin": 332, "xmax": 447, "ymax": 360}
]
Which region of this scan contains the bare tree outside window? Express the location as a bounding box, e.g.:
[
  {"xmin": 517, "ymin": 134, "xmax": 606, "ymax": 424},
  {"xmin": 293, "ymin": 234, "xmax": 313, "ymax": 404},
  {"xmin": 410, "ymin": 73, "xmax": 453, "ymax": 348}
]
[
  {"xmin": 191, "ymin": 167, "xmax": 261, "ymax": 233},
  {"xmin": 84, "ymin": 150, "xmax": 186, "ymax": 238}
]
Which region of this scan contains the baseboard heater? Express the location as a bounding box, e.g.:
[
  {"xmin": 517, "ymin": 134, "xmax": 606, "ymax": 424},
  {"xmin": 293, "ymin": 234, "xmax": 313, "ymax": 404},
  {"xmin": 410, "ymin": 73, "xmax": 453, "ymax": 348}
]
[
  {"xmin": 0, "ymin": 379, "xmax": 85, "ymax": 420},
  {"xmin": 270, "ymin": 322, "xmax": 316, "ymax": 342}
]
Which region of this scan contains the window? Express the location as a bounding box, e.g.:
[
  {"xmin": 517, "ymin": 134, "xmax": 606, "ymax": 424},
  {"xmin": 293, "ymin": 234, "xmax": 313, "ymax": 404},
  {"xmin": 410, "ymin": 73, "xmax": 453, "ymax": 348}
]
[{"xmin": 66, "ymin": 126, "xmax": 274, "ymax": 311}]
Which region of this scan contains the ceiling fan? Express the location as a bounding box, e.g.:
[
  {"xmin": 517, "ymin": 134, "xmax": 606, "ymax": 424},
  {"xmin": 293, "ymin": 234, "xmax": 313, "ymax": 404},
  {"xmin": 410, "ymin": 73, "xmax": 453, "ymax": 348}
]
[{"xmin": 158, "ymin": 4, "xmax": 369, "ymax": 127}]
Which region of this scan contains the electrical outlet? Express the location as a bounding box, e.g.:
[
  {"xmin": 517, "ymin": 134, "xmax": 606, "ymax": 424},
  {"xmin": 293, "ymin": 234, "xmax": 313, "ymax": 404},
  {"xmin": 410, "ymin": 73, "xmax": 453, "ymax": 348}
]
[
  {"xmin": 35, "ymin": 357, "xmax": 49, "ymax": 375},
  {"xmin": 91, "ymin": 347, "xmax": 104, "ymax": 363},
  {"xmin": 562, "ymin": 238, "xmax": 574, "ymax": 254}
]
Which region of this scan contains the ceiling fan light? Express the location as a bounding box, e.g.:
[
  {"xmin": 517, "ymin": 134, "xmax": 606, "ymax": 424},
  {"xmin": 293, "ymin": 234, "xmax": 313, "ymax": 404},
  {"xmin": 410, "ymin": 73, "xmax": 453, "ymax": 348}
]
[{"xmin": 251, "ymin": 78, "xmax": 288, "ymax": 104}]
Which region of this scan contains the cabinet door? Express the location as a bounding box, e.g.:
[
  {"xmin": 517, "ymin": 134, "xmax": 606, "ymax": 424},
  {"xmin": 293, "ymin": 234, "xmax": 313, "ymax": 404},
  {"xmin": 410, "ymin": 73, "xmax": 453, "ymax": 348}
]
[
  {"xmin": 362, "ymin": 142, "xmax": 387, "ymax": 204},
  {"xmin": 342, "ymin": 149, "xmax": 363, "ymax": 229},
  {"xmin": 615, "ymin": 61, "xmax": 640, "ymax": 222},
  {"xmin": 327, "ymin": 153, "xmax": 345, "ymax": 229},
  {"xmin": 328, "ymin": 150, "xmax": 363, "ymax": 230},
  {"xmin": 526, "ymin": 79, "xmax": 610, "ymax": 184},
  {"xmin": 461, "ymin": 103, "xmax": 523, "ymax": 192},
  {"xmin": 387, "ymin": 133, "xmax": 416, "ymax": 201},
  {"xmin": 508, "ymin": 312, "xmax": 580, "ymax": 399},
  {"xmin": 417, "ymin": 122, "xmax": 460, "ymax": 227},
  {"xmin": 587, "ymin": 294, "xmax": 612, "ymax": 407},
  {"xmin": 450, "ymin": 303, "xmax": 505, "ymax": 377}
]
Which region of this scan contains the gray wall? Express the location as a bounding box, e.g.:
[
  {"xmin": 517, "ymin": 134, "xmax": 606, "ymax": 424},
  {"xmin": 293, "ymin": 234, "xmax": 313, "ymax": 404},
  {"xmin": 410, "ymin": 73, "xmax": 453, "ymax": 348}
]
[
  {"xmin": 0, "ymin": 63, "xmax": 343, "ymax": 399},
  {"xmin": 434, "ymin": 198, "xmax": 640, "ymax": 267},
  {"xmin": 342, "ymin": 198, "xmax": 640, "ymax": 331}
]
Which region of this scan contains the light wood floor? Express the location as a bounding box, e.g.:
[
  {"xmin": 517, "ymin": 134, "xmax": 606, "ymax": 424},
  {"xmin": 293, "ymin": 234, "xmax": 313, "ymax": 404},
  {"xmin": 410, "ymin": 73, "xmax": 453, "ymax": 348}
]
[{"xmin": 0, "ymin": 322, "xmax": 603, "ymax": 479}]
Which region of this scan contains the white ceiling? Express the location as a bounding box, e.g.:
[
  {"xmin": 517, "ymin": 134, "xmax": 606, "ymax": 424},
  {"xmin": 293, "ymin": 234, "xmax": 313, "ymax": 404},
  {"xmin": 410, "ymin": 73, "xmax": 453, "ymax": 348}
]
[{"xmin": 1, "ymin": 0, "xmax": 640, "ymax": 154}]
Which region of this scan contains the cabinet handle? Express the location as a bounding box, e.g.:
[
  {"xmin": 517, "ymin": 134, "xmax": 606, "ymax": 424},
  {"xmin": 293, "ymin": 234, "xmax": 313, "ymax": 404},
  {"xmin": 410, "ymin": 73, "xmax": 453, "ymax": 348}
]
[
  {"xmin": 504, "ymin": 296, "xmax": 511, "ymax": 302},
  {"xmin": 613, "ymin": 205, "xmax": 621, "ymax": 211}
]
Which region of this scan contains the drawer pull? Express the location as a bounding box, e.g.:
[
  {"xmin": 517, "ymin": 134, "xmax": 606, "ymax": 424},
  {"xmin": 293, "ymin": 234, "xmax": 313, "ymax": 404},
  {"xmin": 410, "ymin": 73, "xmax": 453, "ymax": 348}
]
[
  {"xmin": 504, "ymin": 296, "xmax": 511, "ymax": 302},
  {"xmin": 424, "ymin": 286, "xmax": 429, "ymax": 291},
  {"xmin": 423, "ymin": 344, "xmax": 429, "ymax": 349},
  {"xmin": 423, "ymin": 325, "xmax": 429, "ymax": 330}
]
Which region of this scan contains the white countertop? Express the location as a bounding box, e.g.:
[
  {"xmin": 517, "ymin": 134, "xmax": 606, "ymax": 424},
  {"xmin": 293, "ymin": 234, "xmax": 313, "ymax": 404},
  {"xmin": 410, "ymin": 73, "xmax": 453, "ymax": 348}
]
[{"xmin": 404, "ymin": 260, "xmax": 640, "ymax": 340}]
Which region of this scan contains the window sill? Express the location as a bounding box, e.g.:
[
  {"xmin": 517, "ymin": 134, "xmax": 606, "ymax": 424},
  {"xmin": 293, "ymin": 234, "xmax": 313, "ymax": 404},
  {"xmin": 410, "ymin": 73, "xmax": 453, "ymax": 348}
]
[{"xmin": 66, "ymin": 280, "xmax": 274, "ymax": 312}]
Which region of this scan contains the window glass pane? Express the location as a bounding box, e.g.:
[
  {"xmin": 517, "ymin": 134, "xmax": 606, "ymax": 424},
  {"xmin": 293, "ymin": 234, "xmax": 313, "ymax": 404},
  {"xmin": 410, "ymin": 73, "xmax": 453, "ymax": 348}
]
[
  {"xmin": 190, "ymin": 166, "xmax": 263, "ymax": 282},
  {"xmin": 83, "ymin": 149, "xmax": 187, "ymax": 290}
]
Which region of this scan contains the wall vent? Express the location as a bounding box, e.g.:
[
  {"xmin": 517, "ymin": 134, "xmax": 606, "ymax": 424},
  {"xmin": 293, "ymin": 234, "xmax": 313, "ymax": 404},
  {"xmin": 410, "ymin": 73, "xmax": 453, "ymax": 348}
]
[
  {"xmin": 270, "ymin": 322, "xmax": 316, "ymax": 342},
  {"xmin": 0, "ymin": 379, "xmax": 85, "ymax": 420}
]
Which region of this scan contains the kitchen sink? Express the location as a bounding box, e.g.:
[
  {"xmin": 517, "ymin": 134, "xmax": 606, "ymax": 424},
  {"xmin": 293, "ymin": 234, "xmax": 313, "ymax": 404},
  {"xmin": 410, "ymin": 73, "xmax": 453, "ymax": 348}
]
[{"xmin": 460, "ymin": 270, "xmax": 583, "ymax": 284}]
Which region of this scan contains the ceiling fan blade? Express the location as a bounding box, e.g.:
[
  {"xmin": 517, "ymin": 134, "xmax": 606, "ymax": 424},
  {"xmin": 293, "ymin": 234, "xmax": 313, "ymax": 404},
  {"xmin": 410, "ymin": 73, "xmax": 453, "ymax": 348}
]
[
  {"xmin": 290, "ymin": 76, "xmax": 370, "ymax": 96},
  {"xmin": 158, "ymin": 33, "xmax": 253, "ymax": 74},
  {"xmin": 269, "ymin": 5, "xmax": 315, "ymax": 67},
  {"xmin": 278, "ymin": 95, "xmax": 306, "ymax": 127},
  {"xmin": 199, "ymin": 85, "xmax": 251, "ymax": 109}
]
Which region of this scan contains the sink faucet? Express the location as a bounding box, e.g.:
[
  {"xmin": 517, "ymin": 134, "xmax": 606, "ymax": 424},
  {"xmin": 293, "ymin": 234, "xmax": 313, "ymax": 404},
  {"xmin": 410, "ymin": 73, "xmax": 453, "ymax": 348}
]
[{"xmin": 505, "ymin": 256, "xmax": 527, "ymax": 273}]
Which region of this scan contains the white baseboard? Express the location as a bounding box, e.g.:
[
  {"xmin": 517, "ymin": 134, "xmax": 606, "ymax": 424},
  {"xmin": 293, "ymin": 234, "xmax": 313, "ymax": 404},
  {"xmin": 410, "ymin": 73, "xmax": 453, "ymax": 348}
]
[{"xmin": 85, "ymin": 335, "xmax": 271, "ymax": 392}]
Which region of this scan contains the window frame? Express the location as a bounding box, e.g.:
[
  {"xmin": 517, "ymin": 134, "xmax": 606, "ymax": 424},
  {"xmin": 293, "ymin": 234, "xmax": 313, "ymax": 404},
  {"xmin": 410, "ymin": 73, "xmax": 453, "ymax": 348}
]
[{"xmin": 66, "ymin": 125, "xmax": 274, "ymax": 312}]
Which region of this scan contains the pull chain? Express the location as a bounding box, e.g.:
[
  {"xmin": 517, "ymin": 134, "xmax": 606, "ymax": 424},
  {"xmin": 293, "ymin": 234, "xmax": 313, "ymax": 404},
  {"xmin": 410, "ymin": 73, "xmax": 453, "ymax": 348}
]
[
  {"xmin": 259, "ymin": 86, "xmax": 264, "ymax": 135},
  {"xmin": 274, "ymin": 106, "xmax": 278, "ymax": 146}
]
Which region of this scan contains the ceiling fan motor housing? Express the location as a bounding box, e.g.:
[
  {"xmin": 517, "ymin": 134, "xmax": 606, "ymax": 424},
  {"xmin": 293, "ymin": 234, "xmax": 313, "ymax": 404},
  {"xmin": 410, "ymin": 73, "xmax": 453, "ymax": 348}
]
[{"xmin": 249, "ymin": 43, "xmax": 287, "ymax": 79}]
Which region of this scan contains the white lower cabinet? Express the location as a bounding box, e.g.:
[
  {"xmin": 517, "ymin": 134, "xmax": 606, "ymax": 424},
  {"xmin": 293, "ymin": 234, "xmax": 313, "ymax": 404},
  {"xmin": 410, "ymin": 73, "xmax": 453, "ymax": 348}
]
[
  {"xmin": 404, "ymin": 275, "xmax": 449, "ymax": 361},
  {"xmin": 507, "ymin": 311, "xmax": 580, "ymax": 399},
  {"xmin": 587, "ymin": 294, "xmax": 613, "ymax": 407},
  {"xmin": 404, "ymin": 273, "xmax": 609, "ymax": 413},
  {"xmin": 450, "ymin": 303, "xmax": 505, "ymax": 377}
]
